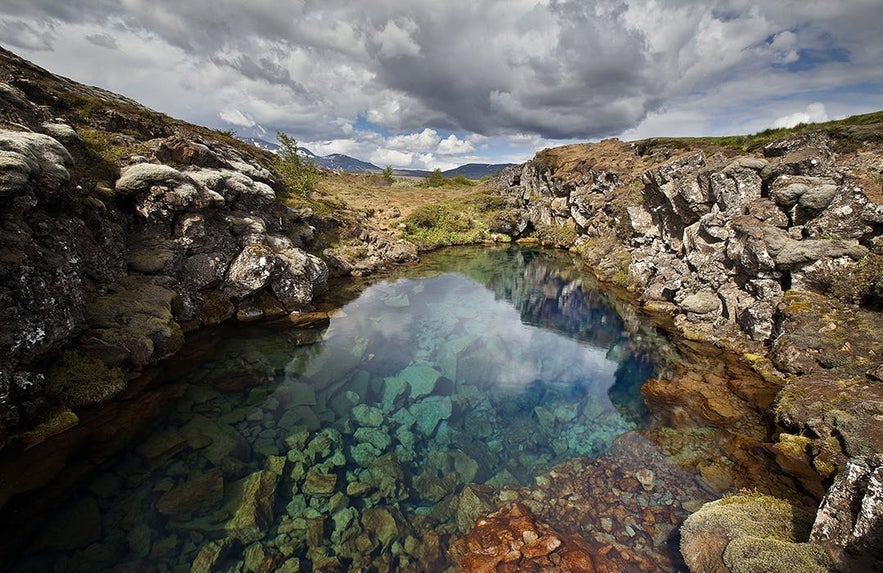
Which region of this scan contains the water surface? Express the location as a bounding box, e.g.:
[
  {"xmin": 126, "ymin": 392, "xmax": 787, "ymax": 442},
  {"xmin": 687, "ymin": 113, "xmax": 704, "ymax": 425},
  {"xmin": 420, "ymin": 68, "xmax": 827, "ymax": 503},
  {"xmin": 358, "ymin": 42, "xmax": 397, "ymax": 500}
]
[{"xmin": 12, "ymin": 247, "xmax": 661, "ymax": 572}]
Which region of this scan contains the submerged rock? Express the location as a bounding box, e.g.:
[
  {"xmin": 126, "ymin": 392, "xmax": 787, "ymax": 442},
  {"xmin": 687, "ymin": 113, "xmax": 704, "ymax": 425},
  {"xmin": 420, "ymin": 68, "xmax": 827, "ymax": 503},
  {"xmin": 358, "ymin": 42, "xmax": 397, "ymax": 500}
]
[{"xmin": 449, "ymin": 503, "xmax": 597, "ymax": 573}]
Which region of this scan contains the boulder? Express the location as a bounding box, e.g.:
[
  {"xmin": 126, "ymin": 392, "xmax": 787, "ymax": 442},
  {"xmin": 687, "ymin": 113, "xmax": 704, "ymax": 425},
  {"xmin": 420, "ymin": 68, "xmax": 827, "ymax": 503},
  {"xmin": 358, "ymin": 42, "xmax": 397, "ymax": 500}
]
[
  {"xmin": 226, "ymin": 469, "xmax": 282, "ymax": 543},
  {"xmin": 680, "ymin": 292, "xmax": 721, "ymax": 315},
  {"xmin": 156, "ymin": 468, "xmax": 225, "ymax": 520},
  {"xmin": 811, "ymin": 455, "xmax": 883, "ymax": 571},
  {"xmin": 680, "ymin": 493, "xmax": 831, "ymax": 573},
  {"xmin": 0, "ymin": 130, "xmax": 72, "ymax": 196}
]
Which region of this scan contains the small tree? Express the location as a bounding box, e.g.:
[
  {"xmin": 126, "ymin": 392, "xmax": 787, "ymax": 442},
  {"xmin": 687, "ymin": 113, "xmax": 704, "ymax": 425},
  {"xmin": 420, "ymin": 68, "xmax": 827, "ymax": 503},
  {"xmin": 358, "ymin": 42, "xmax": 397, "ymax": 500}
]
[
  {"xmin": 275, "ymin": 132, "xmax": 318, "ymax": 198},
  {"xmin": 426, "ymin": 168, "xmax": 446, "ymax": 187},
  {"xmin": 382, "ymin": 165, "xmax": 394, "ymax": 183}
]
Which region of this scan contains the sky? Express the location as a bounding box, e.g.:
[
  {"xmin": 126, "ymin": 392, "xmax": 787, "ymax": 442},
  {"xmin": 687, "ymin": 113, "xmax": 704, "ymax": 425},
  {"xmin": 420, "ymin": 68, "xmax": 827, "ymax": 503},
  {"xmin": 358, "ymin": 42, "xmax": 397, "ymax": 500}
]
[{"xmin": 1, "ymin": 1, "xmax": 882, "ymax": 171}]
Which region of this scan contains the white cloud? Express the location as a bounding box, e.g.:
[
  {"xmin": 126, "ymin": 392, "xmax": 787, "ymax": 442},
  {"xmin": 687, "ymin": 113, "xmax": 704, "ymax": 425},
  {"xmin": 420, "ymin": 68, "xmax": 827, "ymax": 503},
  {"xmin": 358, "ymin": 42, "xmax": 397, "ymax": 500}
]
[
  {"xmin": 369, "ymin": 148, "xmax": 414, "ymax": 168},
  {"xmin": 219, "ymin": 108, "xmax": 256, "ymax": 128},
  {"xmin": 772, "ymin": 102, "xmax": 830, "ymax": 129},
  {"xmin": 386, "ymin": 128, "xmax": 440, "ymax": 152},
  {"xmin": 374, "ymin": 17, "xmax": 421, "ymax": 58},
  {"xmin": 436, "ymin": 134, "xmax": 475, "ymax": 155}
]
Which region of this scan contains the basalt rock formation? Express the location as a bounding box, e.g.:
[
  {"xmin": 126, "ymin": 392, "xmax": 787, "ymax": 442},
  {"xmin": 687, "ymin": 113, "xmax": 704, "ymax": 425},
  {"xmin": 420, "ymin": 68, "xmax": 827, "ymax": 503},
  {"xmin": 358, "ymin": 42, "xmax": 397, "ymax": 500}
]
[
  {"xmin": 0, "ymin": 47, "xmax": 415, "ymax": 450},
  {"xmin": 489, "ymin": 126, "xmax": 883, "ymax": 570}
]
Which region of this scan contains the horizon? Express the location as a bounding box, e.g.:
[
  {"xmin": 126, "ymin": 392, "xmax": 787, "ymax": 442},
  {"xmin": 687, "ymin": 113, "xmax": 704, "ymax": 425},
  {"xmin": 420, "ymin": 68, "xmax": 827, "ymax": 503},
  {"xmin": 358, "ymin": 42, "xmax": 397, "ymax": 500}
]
[{"xmin": 1, "ymin": 2, "xmax": 882, "ymax": 170}]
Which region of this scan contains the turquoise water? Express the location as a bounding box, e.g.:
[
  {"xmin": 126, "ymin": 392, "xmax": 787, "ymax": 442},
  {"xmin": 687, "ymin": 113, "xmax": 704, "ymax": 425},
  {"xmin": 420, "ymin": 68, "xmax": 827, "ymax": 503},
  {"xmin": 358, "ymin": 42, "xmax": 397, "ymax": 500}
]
[{"xmin": 11, "ymin": 247, "xmax": 659, "ymax": 572}]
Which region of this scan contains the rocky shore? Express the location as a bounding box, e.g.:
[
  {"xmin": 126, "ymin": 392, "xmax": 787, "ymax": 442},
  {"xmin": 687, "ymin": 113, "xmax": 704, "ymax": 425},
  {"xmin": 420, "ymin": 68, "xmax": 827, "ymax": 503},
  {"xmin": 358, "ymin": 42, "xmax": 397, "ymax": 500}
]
[
  {"xmin": 488, "ymin": 129, "xmax": 883, "ymax": 570},
  {"xmin": 0, "ymin": 47, "xmax": 415, "ymax": 450}
]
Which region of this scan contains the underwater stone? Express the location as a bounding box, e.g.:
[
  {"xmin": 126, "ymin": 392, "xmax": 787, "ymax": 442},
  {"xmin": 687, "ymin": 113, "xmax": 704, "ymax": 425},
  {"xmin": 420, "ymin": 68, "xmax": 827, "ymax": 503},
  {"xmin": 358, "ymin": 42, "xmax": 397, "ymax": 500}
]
[
  {"xmin": 306, "ymin": 429, "xmax": 341, "ymax": 460},
  {"xmin": 284, "ymin": 430, "xmax": 310, "ymax": 451},
  {"xmin": 454, "ymin": 484, "xmax": 498, "ymax": 535},
  {"xmin": 226, "ymin": 469, "xmax": 281, "ymax": 543},
  {"xmin": 362, "ymin": 507, "xmax": 399, "ymax": 549},
  {"xmin": 278, "ymin": 405, "xmax": 321, "ymax": 432},
  {"xmin": 400, "ymin": 364, "xmax": 441, "ymax": 399},
  {"xmin": 534, "ymin": 405, "xmax": 557, "ymax": 429},
  {"xmin": 302, "ymin": 467, "xmax": 337, "ymax": 496},
  {"xmin": 329, "ymin": 389, "xmax": 360, "ymax": 418},
  {"xmin": 191, "ymin": 538, "xmax": 237, "ymax": 573},
  {"xmin": 409, "ymin": 395, "xmax": 452, "ymax": 437},
  {"xmin": 351, "ymin": 442, "xmax": 382, "ymax": 468},
  {"xmin": 351, "ymin": 403, "xmax": 384, "ymax": 427},
  {"xmin": 346, "ymin": 481, "xmax": 373, "ymax": 497},
  {"xmin": 288, "ymin": 382, "xmax": 317, "ymax": 406},
  {"xmin": 391, "ymin": 407, "xmax": 416, "ymax": 429},
  {"xmin": 382, "ymin": 376, "xmax": 409, "ymax": 411},
  {"xmin": 182, "ymin": 414, "xmax": 250, "ymax": 467},
  {"xmin": 452, "ymin": 450, "xmax": 480, "ymax": 483},
  {"xmin": 354, "ymin": 426, "xmax": 392, "ymax": 451},
  {"xmin": 156, "ymin": 468, "xmax": 224, "ymax": 520},
  {"xmin": 331, "ymin": 506, "xmax": 359, "ymax": 544}
]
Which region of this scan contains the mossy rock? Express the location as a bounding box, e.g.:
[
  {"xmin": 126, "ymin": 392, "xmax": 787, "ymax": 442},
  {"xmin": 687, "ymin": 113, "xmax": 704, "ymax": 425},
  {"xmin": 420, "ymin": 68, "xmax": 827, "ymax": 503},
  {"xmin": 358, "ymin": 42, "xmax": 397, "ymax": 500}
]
[
  {"xmin": 724, "ymin": 536, "xmax": 834, "ymax": 573},
  {"xmin": 681, "ymin": 493, "xmax": 832, "ymax": 573},
  {"xmin": 84, "ymin": 275, "xmax": 184, "ymax": 367},
  {"xmin": 47, "ymin": 351, "xmax": 125, "ymax": 409}
]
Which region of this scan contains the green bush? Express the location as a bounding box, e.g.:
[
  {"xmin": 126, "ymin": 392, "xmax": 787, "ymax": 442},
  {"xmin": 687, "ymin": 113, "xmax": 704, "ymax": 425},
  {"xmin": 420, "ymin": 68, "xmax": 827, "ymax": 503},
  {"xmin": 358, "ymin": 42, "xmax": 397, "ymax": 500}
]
[
  {"xmin": 402, "ymin": 202, "xmax": 485, "ymax": 249},
  {"xmin": 275, "ymin": 132, "xmax": 319, "ymax": 198},
  {"xmin": 422, "ymin": 169, "xmax": 476, "ymax": 188}
]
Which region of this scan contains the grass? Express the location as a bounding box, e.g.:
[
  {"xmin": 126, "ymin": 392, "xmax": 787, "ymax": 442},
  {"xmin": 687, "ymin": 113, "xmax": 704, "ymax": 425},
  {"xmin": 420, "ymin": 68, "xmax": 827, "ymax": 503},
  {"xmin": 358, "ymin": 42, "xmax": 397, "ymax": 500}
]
[{"xmin": 643, "ymin": 110, "xmax": 883, "ymax": 154}]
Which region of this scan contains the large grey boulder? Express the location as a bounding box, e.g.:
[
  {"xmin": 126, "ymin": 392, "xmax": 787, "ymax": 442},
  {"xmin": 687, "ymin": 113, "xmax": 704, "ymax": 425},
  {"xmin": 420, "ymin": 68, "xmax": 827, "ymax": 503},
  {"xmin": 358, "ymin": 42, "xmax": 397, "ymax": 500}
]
[{"xmin": 775, "ymin": 239, "xmax": 868, "ymax": 269}]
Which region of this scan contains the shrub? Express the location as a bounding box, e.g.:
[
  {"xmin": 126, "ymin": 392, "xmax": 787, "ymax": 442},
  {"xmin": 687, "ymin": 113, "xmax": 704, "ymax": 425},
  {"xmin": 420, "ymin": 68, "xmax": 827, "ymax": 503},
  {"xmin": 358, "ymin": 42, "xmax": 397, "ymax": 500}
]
[
  {"xmin": 275, "ymin": 132, "xmax": 318, "ymax": 198},
  {"xmin": 402, "ymin": 202, "xmax": 485, "ymax": 249},
  {"xmin": 425, "ymin": 168, "xmax": 446, "ymax": 187},
  {"xmin": 382, "ymin": 165, "xmax": 394, "ymax": 183}
]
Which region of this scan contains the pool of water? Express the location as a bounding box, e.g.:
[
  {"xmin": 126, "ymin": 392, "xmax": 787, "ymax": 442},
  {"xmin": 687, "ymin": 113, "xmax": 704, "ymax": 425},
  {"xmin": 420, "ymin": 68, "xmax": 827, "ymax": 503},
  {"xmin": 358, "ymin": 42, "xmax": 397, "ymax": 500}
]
[{"xmin": 10, "ymin": 247, "xmax": 664, "ymax": 572}]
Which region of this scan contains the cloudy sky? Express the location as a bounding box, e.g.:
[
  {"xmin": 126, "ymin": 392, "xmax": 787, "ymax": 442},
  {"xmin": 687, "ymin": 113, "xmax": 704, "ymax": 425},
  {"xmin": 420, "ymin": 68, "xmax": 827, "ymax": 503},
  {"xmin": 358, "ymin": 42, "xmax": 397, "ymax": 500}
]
[{"xmin": 1, "ymin": 1, "xmax": 882, "ymax": 170}]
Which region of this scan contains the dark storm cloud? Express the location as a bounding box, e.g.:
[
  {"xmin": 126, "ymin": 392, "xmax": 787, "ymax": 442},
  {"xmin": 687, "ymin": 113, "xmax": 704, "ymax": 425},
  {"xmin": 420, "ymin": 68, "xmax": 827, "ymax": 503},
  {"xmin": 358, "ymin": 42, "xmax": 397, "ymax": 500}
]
[{"xmin": 0, "ymin": 0, "xmax": 881, "ymax": 142}]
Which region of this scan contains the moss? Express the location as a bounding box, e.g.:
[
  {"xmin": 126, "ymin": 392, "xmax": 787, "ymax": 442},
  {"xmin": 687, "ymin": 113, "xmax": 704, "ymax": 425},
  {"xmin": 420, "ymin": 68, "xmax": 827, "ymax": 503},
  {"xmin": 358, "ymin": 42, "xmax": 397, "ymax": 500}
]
[
  {"xmin": 775, "ymin": 433, "xmax": 812, "ymax": 458},
  {"xmin": 535, "ymin": 221, "xmax": 578, "ymax": 247},
  {"xmin": 828, "ymin": 253, "xmax": 883, "ymax": 309},
  {"xmin": 724, "ymin": 536, "xmax": 833, "ymax": 573},
  {"xmin": 47, "ymin": 350, "xmax": 126, "ymax": 409},
  {"xmin": 773, "ymin": 384, "xmax": 807, "ymax": 417},
  {"xmin": 18, "ymin": 409, "xmax": 80, "ymax": 449},
  {"xmin": 402, "ymin": 201, "xmax": 488, "ymax": 250}
]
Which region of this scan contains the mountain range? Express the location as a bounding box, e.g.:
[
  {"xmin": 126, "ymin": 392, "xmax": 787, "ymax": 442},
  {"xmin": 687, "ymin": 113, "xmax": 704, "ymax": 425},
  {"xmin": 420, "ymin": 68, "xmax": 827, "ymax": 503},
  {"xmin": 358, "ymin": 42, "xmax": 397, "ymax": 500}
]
[{"xmin": 239, "ymin": 137, "xmax": 514, "ymax": 179}]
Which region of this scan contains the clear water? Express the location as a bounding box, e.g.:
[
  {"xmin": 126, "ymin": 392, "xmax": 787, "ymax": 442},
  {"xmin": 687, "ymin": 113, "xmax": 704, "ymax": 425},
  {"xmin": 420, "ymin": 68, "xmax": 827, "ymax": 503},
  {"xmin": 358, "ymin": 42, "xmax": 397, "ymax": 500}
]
[{"xmin": 11, "ymin": 247, "xmax": 660, "ymax": 572}]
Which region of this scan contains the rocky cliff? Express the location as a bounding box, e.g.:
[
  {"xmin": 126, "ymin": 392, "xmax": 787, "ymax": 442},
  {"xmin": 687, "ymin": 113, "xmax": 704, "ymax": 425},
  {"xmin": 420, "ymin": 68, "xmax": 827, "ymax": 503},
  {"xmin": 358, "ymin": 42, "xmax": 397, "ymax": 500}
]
[
  {"xmin": 491, "ymin": 126, "xmax": 883, "ymax": 570},
  {"xmin": 0, "ymin": 47, "xmax": 415, "ymax": 449}
]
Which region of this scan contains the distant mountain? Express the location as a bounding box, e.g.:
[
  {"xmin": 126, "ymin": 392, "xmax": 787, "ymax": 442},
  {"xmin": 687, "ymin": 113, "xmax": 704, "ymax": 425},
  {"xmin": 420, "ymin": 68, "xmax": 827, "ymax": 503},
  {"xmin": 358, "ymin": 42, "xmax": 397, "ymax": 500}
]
[
  {"xmin": 310, "ymin": 153, "xmax": 380, "ymax": 173},
  {"xmin": 443, "ymin": 163, "xmax": 515, "ymax": 179},
  {"xmin": 392, "ymin": 168, "xmax": 432, "ymax": 177},
  {"xmin": 239, "ymin": 137, "xmax": 280, "ymax": 152},
  {"xmin": 238, "ymin": 137, "xmax": 380, "ymax": 173},
  {"xmin": 238, "ymin": 137, "xmax": 511, "ymax": 178}
]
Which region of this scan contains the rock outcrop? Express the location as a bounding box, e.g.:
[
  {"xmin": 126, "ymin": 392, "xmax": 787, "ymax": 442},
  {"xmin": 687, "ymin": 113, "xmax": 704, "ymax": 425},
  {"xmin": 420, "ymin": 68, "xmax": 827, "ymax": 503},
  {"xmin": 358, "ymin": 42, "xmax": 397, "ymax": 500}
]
[
  {"xmin": 492, "ymin": 127, "xmax": 883, "ymax": 571},
  {"xmin": 0, "ymin": 47, "xmax": 413, "ymax": 448}
]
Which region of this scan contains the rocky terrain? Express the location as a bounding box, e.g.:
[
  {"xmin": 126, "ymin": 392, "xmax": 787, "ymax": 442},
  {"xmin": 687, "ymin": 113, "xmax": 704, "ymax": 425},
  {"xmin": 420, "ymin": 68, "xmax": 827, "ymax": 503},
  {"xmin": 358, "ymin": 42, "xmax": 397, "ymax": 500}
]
[
  {"xmin": 1, "ymin": 44, "xmax": 882, "ymax": 572},
  {"xmin": 484, "ymin": 125, "xmax": 883, "ymax": 570},
  {"xmin": 0, "ymin": 47, "xmax": 416, "ymax": 450}
]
